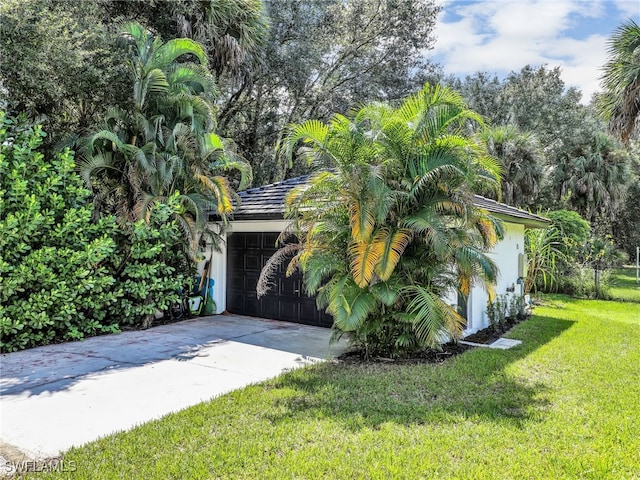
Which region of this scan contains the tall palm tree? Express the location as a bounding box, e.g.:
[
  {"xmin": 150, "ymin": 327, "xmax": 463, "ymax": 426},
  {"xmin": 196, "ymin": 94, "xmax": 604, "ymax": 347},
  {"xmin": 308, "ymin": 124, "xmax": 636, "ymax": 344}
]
[
  {"xmin": 480, "ymin": 125, "xmax": 543, "ymax": 208},
  {"xmin": 259, "ymin": 84, "xmax": 503, "ymax": 357},
  {"xmin": 561, "ymin": 133, "xmax": 629, "ymax": 224},
  {"xmin": 82, "ymin": 23, "xmax": 251, "ymax": 253},
  {"xmin": 598, "ymin": 19, "xmax": 640, "ymax": 144}
]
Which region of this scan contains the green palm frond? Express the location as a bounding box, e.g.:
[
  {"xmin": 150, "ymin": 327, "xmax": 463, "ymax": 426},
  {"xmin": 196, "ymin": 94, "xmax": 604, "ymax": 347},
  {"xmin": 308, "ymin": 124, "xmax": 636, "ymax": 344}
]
[
  {"xmin": 404, "ymin": 285, "xmax": 466, "ymax": 348},
  {"xmin": 153, "ymin": 37, "xmax": 208, "ymax": 68},
  {"xmin": 302, "ymin": 252, "xmax": 345, "ymax": 295},
  {"xmin": 89, "ymin": 130, "xmax": 126, "ymax": 153},
  {"xmin": 284, "ymin": 119, "xmax": 331, "ymax": 168},
  {"xmin": 598, "ymin": 19, "xmax": 640, "ymax": 143},
  {"xmin": 77, "ymin": 151, "xmax": 123, "ymax": 187},
  {"xmin": 327, "ymin": 277, "xmax": 377, "ymax": 331},
  {"xmin": 369, "ymin": 279, "xmax": 401, "ymax": 306}
]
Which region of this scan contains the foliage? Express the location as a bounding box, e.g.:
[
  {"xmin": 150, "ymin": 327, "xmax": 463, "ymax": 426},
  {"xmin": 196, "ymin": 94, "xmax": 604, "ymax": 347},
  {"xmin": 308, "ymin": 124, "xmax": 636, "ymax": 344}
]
[
  {"xmin": 0, "ymin": 113, "xmax": 120, "ymax": 352},
  {"xmin": 479, "ymin": 125, "xmax": 543, "ymax": 208},
  {"xmin": 584, "ymin": 235, "xmax": 627, "ymax": 299},
  {"xmin": 486, "ymin": 294, "xmax": 508, "ymax": 331},
  {"xmin": 546, "ymin": 210, "xmax": 591, "ymax": 254},
  {"xmin": 111, "ymin": 197, "xmax": 193, "ymax": 328},
  {"xmin": 598, "ymin": 19, "xmax": 640, "ymax": 144},
  {"xmin": 260, "ymin": 83, "xmax": 502, "ymax": 358},
  {"xmin": 450, "ymin": 66, "xmax": 588, "ymax": 164},
  {"xmin": 448, "ymin": 66, "xmax": 636, "ymax": 230},
  {"xmin": 555, "ymin": 132, "xmax": 630, "ymax": 225},
  {"xmin": 486, "ymin": 294, "xmax": 526, "ymax": 333},
  {"xmin": 524, "ymin": 226, "xmax": 565, "ymax": 294},
  {"xmin": 28, "ymin": 297, "xmax": 640, "ymax": 479},
  {"xmin": 0, "ymin": 0, "xmax": 127, "ymax": 145},
  {"xmin": 99, "ymin": 0, "xmax": 270, "ymax": 78},
  {"xmin": 613, "ymin": 162, "xmax": 640, "ymax": 258},
  {"xmin": 82, "ymin": 23, "xmax": 251, "ymax": 256},
  {"xmin": 216, "ymin": 0, "xmax": 441, "ymax": 184},
  {"xmin": 0, "ymin": 0, "xmax": 270, "ymax": 149}
]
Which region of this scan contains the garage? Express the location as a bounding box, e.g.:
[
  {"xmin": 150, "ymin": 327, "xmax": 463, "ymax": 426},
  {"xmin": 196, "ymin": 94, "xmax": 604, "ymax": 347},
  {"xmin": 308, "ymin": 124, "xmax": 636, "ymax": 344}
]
[{"xmin": 226, "ymin": 231, "xmax": 333, "ymax": 327}]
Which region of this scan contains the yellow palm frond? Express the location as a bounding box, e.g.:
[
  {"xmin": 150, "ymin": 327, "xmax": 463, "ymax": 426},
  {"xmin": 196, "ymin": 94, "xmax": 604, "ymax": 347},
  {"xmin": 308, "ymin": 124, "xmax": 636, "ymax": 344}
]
[
  {"xmin": 195, "ymin": 173, "xmax": 233, "ymax": 214},
  {"xmin": 458, "ymin": 276, "xmax": 471, "ymax": 296},
  {"xmin": 349, "ymin": 200, "xmax": 375, "ymax": 242},
  {"xmin": 373, "ymin": 228, "xmax": 412, "ymax": 281},
  {"xmin": 349, "ymin": 239, "xmax": 380, "ymax": 288}
]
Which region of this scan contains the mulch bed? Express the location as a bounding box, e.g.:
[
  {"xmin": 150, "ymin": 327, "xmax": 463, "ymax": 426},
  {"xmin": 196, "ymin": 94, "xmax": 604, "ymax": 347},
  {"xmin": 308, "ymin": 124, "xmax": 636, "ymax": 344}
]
[
  {"xmin": 339, "ymin": 314, "xmax": 531, "ymax": 364},
  {"xmin": 338, "ymin": 342, "xmax": 472, "ymax": 365}
]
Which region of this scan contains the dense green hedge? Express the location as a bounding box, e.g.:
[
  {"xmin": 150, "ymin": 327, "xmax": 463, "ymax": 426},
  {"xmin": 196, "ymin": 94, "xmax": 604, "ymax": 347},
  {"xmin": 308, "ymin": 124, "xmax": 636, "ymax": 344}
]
[{"xmin": 0, "ymin": 113, "xmax": 191, "ymax": 352}]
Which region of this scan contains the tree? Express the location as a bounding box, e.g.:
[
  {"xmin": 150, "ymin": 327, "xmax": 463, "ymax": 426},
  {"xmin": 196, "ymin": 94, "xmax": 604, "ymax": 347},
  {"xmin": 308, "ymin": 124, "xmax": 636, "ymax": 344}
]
[
  {"xmin": 613, "ymin": 151, "xmax": 640, "ymax": 258},
  {"xmin": 0, "ymin": 0, "xmax": 127, "ymax": 145},
  {"xmin": 0, "ymin": 113, "xmax": 195, "ymax": 351},
  {"xmin": 557, "ymin": 132, "xmax": 630, "ymax": 226},
  {"xmin": 216, "ymin": 0, "xmax": 441, "ymax": 184},
  {"xmin": 99, "ymin": 0, "xmax": 270, "ymax": 79},
  {"xmin": 480, "ymin": 125, "xmax": 543, "ymax": 208},
  {"xmin": 259, "ymin": 84, "xmax": 502, "ymax": 358},
  {"xmin": 598, "ymin": 19, "xmax": 640, "ymax": 144},
  {"xmin": 0, "ymin": 0, "xmax": 270, "ymax": 150},
  {"xmin": 82, "ymin": 23, "xmax": 251, "ymax": 254}
]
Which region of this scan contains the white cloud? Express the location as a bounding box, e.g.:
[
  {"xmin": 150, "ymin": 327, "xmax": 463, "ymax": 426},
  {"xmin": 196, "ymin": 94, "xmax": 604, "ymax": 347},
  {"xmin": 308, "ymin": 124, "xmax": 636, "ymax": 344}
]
[
  {"xmin": 611, "ymin": 0, "xmax": 640, "ymax": 18},
  {"xmin": 431, "ymin": 0, "xmax": 631, "ymax": 102}
]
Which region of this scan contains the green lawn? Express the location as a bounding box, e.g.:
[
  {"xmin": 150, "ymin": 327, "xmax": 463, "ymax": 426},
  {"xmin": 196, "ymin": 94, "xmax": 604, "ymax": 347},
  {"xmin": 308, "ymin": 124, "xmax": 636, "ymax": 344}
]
[
  {"xmin": 29, "ymin": 297, "xmax": 640, "ymax": 479},
  {"xmin": 609, "ymin": 266, "xmax": 640, "ymax": 302}
]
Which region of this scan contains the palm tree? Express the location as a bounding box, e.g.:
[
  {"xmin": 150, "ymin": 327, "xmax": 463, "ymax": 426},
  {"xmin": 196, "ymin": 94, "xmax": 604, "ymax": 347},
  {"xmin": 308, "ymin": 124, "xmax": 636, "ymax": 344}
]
[
  {"xmin": 82, "ymin": 23, "xmax": 251, "ymax": 254},
  {"xmin": 598, "ymin": 19, "xmax": 640, "ymax": 144},
  {"xmin": 480, "ymin": 125, "xmax": 543, "ymax": 208},
  {"xmin": 560, "ymin": 133, "xmax": 629, "ymax": 224},
  {"xmin": 259, "ymin": 84, "xmax": 503, "ymax": 358},
  {"xmin": 174, "ymin": 0, "xmax": 270, "ymax": 78}
]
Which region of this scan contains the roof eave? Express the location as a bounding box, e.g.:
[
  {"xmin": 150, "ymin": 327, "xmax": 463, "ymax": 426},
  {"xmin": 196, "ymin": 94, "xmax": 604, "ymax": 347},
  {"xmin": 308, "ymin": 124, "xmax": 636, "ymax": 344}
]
[{"xmin": 492, "ymin": 213, "xmax": 551, "ymax": 229}]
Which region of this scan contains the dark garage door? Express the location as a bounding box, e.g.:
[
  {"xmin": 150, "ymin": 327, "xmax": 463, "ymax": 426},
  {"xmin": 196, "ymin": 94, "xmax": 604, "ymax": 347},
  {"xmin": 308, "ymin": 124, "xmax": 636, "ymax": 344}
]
[{"xmin": 226, "ymin": 232, "xmax": 333, "ymax": 327}]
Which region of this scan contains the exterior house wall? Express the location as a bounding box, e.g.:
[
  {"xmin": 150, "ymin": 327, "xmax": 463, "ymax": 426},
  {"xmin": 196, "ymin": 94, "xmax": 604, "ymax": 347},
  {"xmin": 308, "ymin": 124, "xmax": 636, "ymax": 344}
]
[
  {"xmin": 466, "ymin": 221, "xmax": 526, "ymax": 334},
  {"xmin": 206, "ymin": 219, "xmax": 526, "ymax": 331}
]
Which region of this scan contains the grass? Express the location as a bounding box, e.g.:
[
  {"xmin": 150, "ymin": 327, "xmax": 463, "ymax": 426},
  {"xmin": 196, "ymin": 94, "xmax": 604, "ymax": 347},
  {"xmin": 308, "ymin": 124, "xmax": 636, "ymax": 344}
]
[
  {"xmin": 27, "ymin": 296, "xmax": 640, "ymax": 479},
  {"xmin": 609, "ymin": 266, "xmax": 640, "ymax": 302}
]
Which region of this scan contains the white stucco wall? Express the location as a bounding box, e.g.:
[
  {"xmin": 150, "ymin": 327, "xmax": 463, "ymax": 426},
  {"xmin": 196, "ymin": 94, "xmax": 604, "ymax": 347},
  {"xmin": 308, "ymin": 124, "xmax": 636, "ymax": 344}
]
[{"xmin": 465, "ymin": 221, "xmax": 526, "ymax": 334}]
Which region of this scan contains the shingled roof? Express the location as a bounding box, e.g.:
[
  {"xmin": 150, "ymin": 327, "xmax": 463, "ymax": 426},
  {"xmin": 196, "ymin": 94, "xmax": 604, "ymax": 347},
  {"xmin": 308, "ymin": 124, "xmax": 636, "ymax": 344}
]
[{"xmin": 227, "ymin": 174, "xmax": 550, "ymax": 228}]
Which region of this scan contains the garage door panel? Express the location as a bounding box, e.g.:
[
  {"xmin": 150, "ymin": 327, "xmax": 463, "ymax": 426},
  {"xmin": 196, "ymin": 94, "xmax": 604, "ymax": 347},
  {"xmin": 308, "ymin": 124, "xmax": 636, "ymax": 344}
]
[
  {"xmin": 227, "ymin": 232, "xmax": 332, "ymax": 327},
  {"xmin": 243, "ymin": 254, "xmax": 261, "ymax": 271},
  {"xmin": 261, "ymin": 297, "xmax": 279, "ymax": 318},
  {"xmin": 245, "ymin": 233, "xmax": 260, "ymax": 248},
  {"xmin": 244, "ymin": 274, "xmax": 258, "ymax": 293},
  {"xmin": 278, "ymin": 277, "xmax": 300, "ymax": 296},
  {"xmin": 262, "ymin": 232, "xmax": 279, "ymax": 248},
  {"xmin": 278, "ymin": 301, "xmax": 299, "ymax": 322}
]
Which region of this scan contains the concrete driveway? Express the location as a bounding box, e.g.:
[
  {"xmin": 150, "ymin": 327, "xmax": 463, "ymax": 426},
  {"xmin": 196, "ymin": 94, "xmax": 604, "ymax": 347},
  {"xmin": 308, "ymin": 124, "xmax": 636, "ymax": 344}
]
[{"xmin": 0, "ymin": 315, "xmax": 347, "ymax": 461}]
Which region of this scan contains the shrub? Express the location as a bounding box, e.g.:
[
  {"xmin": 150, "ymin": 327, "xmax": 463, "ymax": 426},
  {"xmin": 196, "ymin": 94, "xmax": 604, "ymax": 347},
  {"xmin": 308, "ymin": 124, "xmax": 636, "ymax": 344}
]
[
  {"xmin": 111, "ymin": 197, "xmax": 194, "ymax": 328},
  {"xmin": 486, "ymin": 294, "xmax": 528, "ymax": 334},
  {"xmin": 486, "ymin": 295, "xmax": 508, "ymax": 332},
  {"xmin": 0, "ymin": 113, "xmax": 120, "ymax": 352}
]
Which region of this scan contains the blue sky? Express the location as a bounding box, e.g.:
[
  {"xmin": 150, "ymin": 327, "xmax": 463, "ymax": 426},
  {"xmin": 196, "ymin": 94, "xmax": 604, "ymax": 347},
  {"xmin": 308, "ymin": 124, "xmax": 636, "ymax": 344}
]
[{"xmin": 430, "ymin": 0, "xmax": 639, "ymax": 102}]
